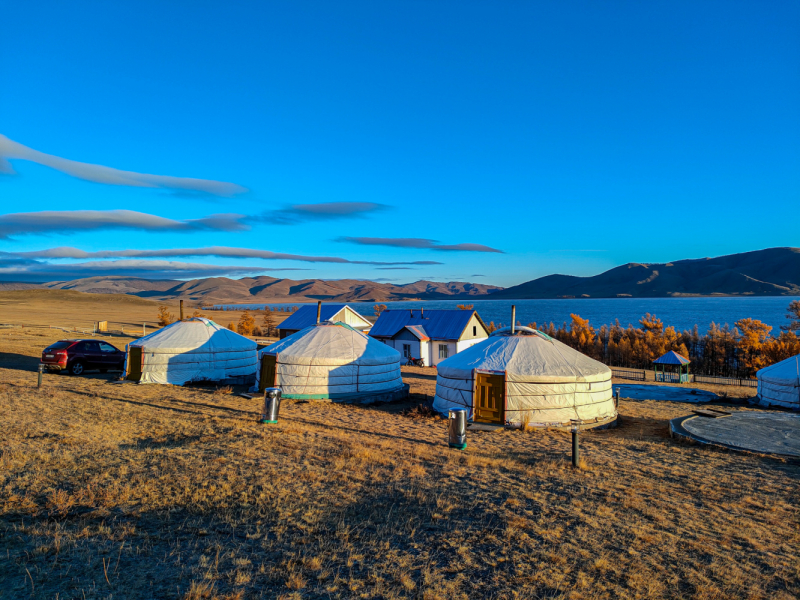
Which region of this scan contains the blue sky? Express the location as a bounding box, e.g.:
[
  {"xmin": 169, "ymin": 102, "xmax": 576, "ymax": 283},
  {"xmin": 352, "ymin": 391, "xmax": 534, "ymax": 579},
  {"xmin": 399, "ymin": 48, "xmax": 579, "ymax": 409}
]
[{"xmin": 1, "ymin": 1, "xmax": 798, "ymax": 286}]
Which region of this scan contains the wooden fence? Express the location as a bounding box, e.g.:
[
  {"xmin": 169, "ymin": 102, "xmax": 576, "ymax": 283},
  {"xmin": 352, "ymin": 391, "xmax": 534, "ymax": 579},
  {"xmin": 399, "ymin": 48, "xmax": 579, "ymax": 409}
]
[
  {"xmin": 610, "ymin": 368, "xmax": 646, "ymax": 382},
  {"xmin": 693, "ymin": 375, "xmax": 758, "ymax": 388},
  {"xmin": 610, "ymin": 367, "xmax": 758, "ymax": 388}
]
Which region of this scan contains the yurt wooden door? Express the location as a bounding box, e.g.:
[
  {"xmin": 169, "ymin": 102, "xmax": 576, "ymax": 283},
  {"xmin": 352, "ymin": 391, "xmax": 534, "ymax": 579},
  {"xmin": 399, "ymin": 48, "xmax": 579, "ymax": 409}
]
[
  {"xmin": 474, "ymin": 373, "xmax": 505, "ymax": 424},
  {"xmin": 259, "ymin": 354, "xmax": 277, "ymax": 392},
  {"xmin": 126, "ymin": 347, "xmax": 143, "ymax": 381}
]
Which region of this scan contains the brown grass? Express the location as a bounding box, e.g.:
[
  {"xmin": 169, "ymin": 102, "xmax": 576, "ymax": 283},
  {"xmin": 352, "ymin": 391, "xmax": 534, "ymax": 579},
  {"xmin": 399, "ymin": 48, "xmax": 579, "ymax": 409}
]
[
  {"xmin": 0, "ymin": 290, "xmax": 287, "ymax": 345},
  {"xmin": 0, "ymin": 322, "xmax": 798, "ymax": 599}
]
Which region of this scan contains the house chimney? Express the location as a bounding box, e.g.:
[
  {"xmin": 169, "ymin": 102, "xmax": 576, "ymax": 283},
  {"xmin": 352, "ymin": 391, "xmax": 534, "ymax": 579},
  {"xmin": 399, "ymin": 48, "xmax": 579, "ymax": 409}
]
[
  {"xmin": 421, "ymin": 307, "xmax": 424, "ymax": 318},
  {"xmin": 180, "ymin": 300, "xmax": 184, "ymax": 321},
  {"xmin": 511, "ymin": 305, "xmax": 516, "ymax": 335},
  {"xmin": 316, "ymin": 301, "xmax": 322, "ymax": 324},
  {"xmin": 410, "ymin": 309, "xmax": 413, "ymax": 318}
]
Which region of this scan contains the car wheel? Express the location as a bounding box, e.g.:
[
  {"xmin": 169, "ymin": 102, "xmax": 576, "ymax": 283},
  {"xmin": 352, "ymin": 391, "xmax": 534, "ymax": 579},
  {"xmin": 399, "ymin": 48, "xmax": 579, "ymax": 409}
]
[{"xmin": 70, "ymin": 361, "xmax": 85, "ymax": 376}]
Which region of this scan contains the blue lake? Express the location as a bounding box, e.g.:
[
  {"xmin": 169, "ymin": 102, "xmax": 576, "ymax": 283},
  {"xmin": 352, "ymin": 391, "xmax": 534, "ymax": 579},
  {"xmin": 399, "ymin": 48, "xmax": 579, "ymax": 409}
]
[{"xmin": 213, "ymin": 296, "xmax": 798, "ymax": 334}]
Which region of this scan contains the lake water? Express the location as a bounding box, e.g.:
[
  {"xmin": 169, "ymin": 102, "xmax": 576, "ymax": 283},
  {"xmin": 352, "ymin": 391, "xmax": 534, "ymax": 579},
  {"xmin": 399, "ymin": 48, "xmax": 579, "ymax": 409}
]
[{"xmin": 213, "ymin": 296, "xmax": 798, "ymax": 334}]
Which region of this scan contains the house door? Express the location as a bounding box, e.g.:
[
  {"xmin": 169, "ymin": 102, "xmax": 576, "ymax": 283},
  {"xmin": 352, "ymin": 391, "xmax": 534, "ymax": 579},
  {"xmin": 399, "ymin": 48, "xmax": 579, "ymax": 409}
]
[
  {"xmin": 126, "ymin": 347, "xmax": 143, "ymax": 381},
  {"xmin": 474, "ymin": 373, "xmax": 505, "ymax": 424},
  {"xmin": 259, "ymin": 354, "xmax": 277, "ymax": 392}
]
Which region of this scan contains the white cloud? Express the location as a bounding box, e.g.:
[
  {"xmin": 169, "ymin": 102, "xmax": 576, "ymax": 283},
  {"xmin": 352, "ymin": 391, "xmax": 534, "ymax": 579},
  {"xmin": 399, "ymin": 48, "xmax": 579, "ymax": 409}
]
[
  {"xmin": 0, "ymin": 134, "xmax": 246, "ymax": 196},
  {"xmin": 0, "ymin": 210, "xmax": 248, "ymax": 239}
]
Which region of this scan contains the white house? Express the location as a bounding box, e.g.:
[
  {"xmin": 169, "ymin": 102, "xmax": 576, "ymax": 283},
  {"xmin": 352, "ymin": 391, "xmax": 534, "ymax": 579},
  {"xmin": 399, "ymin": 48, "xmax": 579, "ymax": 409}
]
[{"xmin": 368, "ymin": 308, "xmax": 489, "ymax": 366}]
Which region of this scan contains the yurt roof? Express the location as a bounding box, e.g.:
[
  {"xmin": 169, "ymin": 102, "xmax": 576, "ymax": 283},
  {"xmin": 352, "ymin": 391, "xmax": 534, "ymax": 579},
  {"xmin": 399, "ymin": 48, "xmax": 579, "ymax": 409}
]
[
  {"xmin": 261, "ymin": 321, "xmax": 400, "ymax": 366},
  {"xmin": 130, "ymin": 318, "xmax": 256, "ymax": 353},
  {"xmin": 437, "ymin": 330, "xmax": 610, "ymax": 383},
  {"xmin": 653, "ymin": 350, "xmax": 691, "ymax": 365},
  {"xmin": 757, "ymin": 354, "xmax": 800, "ymax": 383}
]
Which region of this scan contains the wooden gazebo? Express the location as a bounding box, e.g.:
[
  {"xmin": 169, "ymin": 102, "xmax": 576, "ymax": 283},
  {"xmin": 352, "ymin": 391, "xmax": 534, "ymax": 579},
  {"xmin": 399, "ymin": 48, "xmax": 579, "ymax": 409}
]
[{"xmin": 653, "ymin": 351, "xmax": 691, "ymax": 383}]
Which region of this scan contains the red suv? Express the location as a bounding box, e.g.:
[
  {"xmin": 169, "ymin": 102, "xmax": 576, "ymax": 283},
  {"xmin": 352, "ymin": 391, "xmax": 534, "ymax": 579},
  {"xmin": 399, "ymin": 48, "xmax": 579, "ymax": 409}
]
[{"xmin": 41, "ymin": 339, "xmax": 126, "ymax": 376}]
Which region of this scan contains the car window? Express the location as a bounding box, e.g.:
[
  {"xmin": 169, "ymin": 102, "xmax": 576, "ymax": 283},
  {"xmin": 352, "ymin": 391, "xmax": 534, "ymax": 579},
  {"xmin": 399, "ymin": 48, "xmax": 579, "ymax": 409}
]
[
  {"xmin": 83, "ymin": 341, "xmax": 101, "ymax": 352},
  {"xmin": 48, "ymin": 341, "xmax": 73, "ymax": 350},
  {"xmin": 99, "ymin": 342, "xmax": 118, "ymax": 353}
]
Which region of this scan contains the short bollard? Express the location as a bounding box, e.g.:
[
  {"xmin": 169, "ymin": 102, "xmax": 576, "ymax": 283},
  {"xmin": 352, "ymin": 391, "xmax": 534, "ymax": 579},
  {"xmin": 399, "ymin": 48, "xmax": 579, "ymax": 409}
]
[
  {"xmin": 259, "ymin": 387, "xmax": 282, "ymax": 424},
  {"xmin": 37, "ymin": 363, "xmax": 44, "ymax": 389},
  {"xmin": 614, "ymin": 387, "xmax": 620, "ymax": 408},
  {"xmin": 571, "ymin": 426, "xmax": 580, "ymax": 468},
  {"xmin": 448, "ymin": 409, "xmax": 467, "ymax": 450}
]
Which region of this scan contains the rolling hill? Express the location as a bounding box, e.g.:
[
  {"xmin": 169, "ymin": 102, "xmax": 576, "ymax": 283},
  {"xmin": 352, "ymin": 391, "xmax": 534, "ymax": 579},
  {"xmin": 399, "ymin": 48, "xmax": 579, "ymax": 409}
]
[
  {"xmin": 40, "ymin": 276, "xmax": 503, "ymax": 303},
  {"xmin": 491, "ymin": 247, "xmax": 800, "ymax": 299}
]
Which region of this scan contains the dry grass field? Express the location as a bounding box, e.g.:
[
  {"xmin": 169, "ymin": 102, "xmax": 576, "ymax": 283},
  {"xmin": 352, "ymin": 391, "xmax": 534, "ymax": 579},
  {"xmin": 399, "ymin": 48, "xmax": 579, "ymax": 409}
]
[
  {"xmin": 0, "ymin": 289, "xmax": 288, "ymax": 336},
  {"xmin": 1, "ymin": 305, "xmax": 799, "ymax": 599}
]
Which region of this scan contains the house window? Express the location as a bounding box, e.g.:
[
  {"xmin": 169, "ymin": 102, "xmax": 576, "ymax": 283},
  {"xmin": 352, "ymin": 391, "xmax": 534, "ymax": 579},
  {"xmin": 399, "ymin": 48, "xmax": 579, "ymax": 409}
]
[
  {"xmin": 473, "ymin": 326, "xmax": 477, "ymax": 336},
  {"xmin": 439, "ymin": 344, "xmax": 449, "ymax": 359},
  {"xmin": 403, "ymin": 344, "xmax": 411, "ymax": 358}
]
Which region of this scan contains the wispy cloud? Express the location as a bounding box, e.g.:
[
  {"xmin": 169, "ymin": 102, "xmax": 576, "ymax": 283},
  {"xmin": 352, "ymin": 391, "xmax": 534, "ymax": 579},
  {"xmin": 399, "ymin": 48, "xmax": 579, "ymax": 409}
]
[
  {"xmin": 12, "ymin": 246, "xmax": 444, "ymax": 266},
  {"xmin": 0, "ymin": 255, "xmax": 307, "ymax": 282},
  {"xmin": 338, "ymin": 237, "xmax": 504, "ymax": 253},
  {"xmin": 0, "ymin": 210, "xmax": 248, "ymax": 239},
  {"xmin": 0, "ymin": 134, "xmax": 246, "ymax": 196},
  {"xmin": 375, "ymin": 267, "xmax": 417, "ymax": 270},
  {"xmin": 254, "ymin": 202, "xmax": 387, "ymax": 225}
]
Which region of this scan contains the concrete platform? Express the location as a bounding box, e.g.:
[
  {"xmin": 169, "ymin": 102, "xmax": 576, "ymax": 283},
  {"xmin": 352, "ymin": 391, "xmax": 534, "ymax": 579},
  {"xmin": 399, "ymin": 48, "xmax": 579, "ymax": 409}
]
[
  {"xmin": 670, "ymin": 411, "xmax": 800, "ymax": 457},
  {"xmin": 618, "ymin": 384, "xmax": 719, "ymax": 403}
]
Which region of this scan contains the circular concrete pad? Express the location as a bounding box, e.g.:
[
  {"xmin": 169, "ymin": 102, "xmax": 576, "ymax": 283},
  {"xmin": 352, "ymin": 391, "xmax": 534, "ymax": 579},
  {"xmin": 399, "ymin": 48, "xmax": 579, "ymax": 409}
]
[
  {"xmin": 618, "ymin": 384, "xmax": 718, "ymax": 403},
  {"xmin": 674, "ymin": 412, "xmax": 800, "ymax": 457}
]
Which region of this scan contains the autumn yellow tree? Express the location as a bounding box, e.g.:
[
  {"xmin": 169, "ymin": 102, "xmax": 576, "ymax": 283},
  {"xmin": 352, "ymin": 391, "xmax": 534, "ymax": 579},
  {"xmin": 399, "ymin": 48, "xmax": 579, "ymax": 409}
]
[
  {"xmin": 456, "ymin": 304, "xmax": 474, "ymax": 310},
  {"xmin": 567, "ymin": 314, "xmax": 596, "ymax": 355},
  {"xmin": 227, "ymin": 322, "xmax": 236, "ymax": 331},
  {"xmin": 763, "ymin": 331, "xmax": 800, "ymax": 365},
  {"xmin": 781, "ymin": 300, "xmax": 800, "ymax": 333},
  {"xmin": 261, "ymin": 308, "xmax": 276, "ymax": 337},
  {"xmin": 157, "ymin": 305, "xmax": 175, "ymax": 327},
  {"xmin": 237, "ymin": 310, "xmax": 255, "ymax": 336},
  {"xmin": 191, "ymin": 309, "xmax": 206, "ymax": 319},
  {"xmin": 373, "ymin": 304, "xmax": 388, "ymax": 317},
  {"xmin": 735, "ymin": 318, "xmax": 772, "ymax": 377}
]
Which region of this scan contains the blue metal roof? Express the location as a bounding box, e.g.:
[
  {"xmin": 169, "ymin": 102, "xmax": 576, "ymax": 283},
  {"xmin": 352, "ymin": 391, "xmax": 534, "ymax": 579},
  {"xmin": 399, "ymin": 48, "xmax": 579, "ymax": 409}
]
[
  {"xmin": 404, "ymin": 325, "xmax": 430, "ymax": 341},
  {"xmin": 277, "ymin": 304, "xmax": 348, "ymax": 331},
  {"xmin": 369, "ymin": 309, "xmax": 481, "ymax": 341},
  {"xmin": 653, "ymin": 350, "xmax": 691, "ymax": 365}
]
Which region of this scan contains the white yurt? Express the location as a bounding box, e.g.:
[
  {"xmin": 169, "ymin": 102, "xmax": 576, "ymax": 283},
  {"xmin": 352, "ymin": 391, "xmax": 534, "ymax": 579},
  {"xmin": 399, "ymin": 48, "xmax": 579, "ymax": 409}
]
[
  {"xmin": 433, "ymin": 327, "xmax": 616, "ymax": 427},
  {"xmin": 125, "ymin": 318, "xmax": 258, "ymax": 385},
  {"xmin": 757, "ymin": 354, "xmax": 800, "ymax": 410},
  {"xmin": 256, "ymin": 321, "xmax": 406, "ymax": 401}
]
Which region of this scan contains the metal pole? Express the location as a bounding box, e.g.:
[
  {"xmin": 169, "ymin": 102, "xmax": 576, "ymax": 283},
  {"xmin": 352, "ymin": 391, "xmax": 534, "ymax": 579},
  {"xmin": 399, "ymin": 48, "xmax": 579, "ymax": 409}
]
[
  {"xmin": 37, "ymin": 363, "xmax": 43, "ymax": 389},
  {"xmin": 615, "ymin": 387, "xmax": 620, "ymax": 409},
  {"xmin": 316, "ymin": 300, "xmax": 322, "ymax": 324},
  {"xmin": 571, "ymin": 426, "xmax": 580, "ymax": 468},
  {"xmin": 511, "ymin": 305, "xmax": 516, "ymax": 334},
  {"xmin": 180, "ymin": 300, "xmax": 184, "ymax": 321}
]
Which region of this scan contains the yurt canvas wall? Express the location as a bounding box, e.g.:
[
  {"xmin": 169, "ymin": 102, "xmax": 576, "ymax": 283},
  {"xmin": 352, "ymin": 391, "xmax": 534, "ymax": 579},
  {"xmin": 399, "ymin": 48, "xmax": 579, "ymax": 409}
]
[
  {"xmin": 257, "ymin": 321, "xmax": 404, "ymax": 401},
  {"xmin": 757, "ymin": 354, "xmax": 800, "ymax": 410},
  {"xmin": 125, "ymin": 318, "xmax": 258, "ymax": 385},
  {"xmin": 433, "ymin": 327, "xmax": 616, "ymax": 427}
]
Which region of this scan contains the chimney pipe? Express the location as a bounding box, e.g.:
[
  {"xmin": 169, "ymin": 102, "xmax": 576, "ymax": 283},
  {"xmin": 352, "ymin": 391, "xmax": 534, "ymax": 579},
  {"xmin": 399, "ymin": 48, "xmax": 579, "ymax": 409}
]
[
  {"xmin": 511, "ymin": 305, "xmax": 516, "ymax": 335},
  {"xmin": 180, "ymin": 300, "xmax": 184, "ymax": 321},
  {"xmin": 421, "ymin": 307, "xmax": 424, "ymax": 317},
  {"xmin": 316, "ymin": 301, "xmax": 322, "ymax": 324}
]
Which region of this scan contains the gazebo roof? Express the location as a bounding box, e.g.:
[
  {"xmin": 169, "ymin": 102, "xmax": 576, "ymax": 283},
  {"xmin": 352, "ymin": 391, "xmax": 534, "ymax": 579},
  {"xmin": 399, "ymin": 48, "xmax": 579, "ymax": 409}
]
[{"xmin": 653, "ymin": 350, "xmax": 691, "ymax": 365}]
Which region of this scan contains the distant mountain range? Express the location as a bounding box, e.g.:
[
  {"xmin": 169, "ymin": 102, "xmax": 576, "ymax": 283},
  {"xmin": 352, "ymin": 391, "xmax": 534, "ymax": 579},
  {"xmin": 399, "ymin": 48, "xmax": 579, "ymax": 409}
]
[
  {"xmin": 1, "ymin": 247, "xmax": 797, "ymax": 302},
  {"xmin": 32, "ymin": 276, "xmax": 502, "ymax": 303},
  {"xmin": 491, "ymin": 247, "xmax": 800, "ymax": 299}
]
